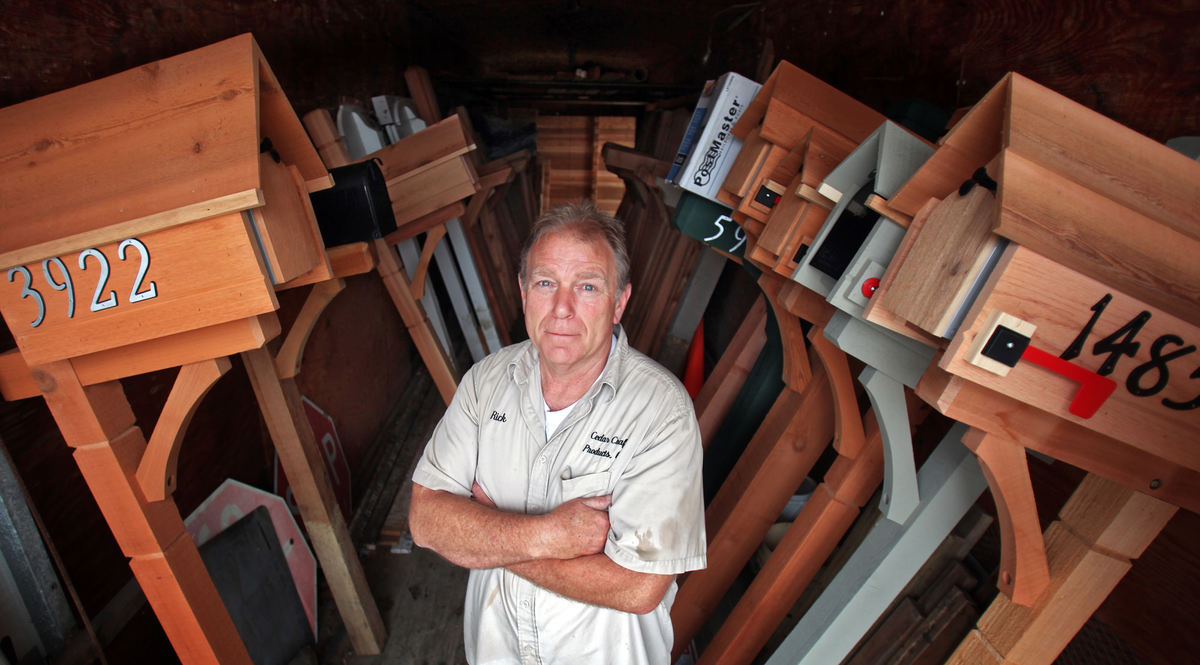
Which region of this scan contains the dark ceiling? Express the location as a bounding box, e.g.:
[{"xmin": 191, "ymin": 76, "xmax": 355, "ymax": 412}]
[{"xmin": 1, "ymin": 1, "xmax": 1198, "ymax": 142}]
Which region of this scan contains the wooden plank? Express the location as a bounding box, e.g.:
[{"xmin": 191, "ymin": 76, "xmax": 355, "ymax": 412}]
[
  {"xmin": 760, "ymin": 272, "xmax": 813, "ymax": 389},
  {"xmin": 764, "ymin": 61, "xmax": 887, "ymax": 145},
  {"xmin": 0, "ymin": 315, "xmax": 279, "ymax": 401},
  {"xmin": 1006, "ymin": 73, "xmax": 1200, "ymax": 244},
  {"xmin": 696, "ymin": 459, "xmax": 874, "ymax": 665},
  {"xmin": 866, "ymin": 193, "xmax": 913, "ymax": 228},
  {"xmin": 385, "ymin": 202, "xmax": 468, "ymax": 246},
  {"xmin": 721, "ymin": 128, "xmax": 771, "ymax": 199},
  {"xmin": 127, "ymin": 534, "xmax": 253, "ymax": 664},
  {"xmin": 372, "ymin": 238, "xmax": 458, "ymax": 404},
  {"xmin": 251, "ymin": 45, "xmax": 331, "ymax": 190},
  {"xmin": 0, "ymin": 34, "xmax": 261, "ymax": 257},
  {"xmin": 251, "ymin": 155, "xmax": 327, "ymax": 284},
  {"xmin": 386, "ymin": 155, "xmax": 478, "ymax": 213},
  {"xmin": 278, "ymin": 241, "xmax": 375, "ymax": 289},
  {"xmin": 750, "ymin": 174, "xmax": 809, "ymax": 270},
  {"xmin": 367, "ymin": 114, "xmax": 473, "ymax": 181},
  {"xmin": 941, "ymin": 245, "xmax": 1200, "ymax": 473},
  {"xmin": 389, "ymin": 167, "xmax": 479, "ymax": 228},
  {"xmin": 302, "ymin": 107, "xmax": 352, "ymax": 168},
  {"xmin": 739, "ymin": 148, "xmax": 803, "ymax": 223},
  {"xmin": 404, "ymin": 66, "xmax": 441, "ymax": 125},
  {"xmin": 241, "ymin": 346, "xmax": 387, "ymax": 655},
  {"xmin": 1, "ymin": 213, "xmax": 278, "ymax": 365},
  {"xmin": 694, "ymin": 296, "xmax": 769, "ymax": 448},
  {"xmin": 275, "ymin": 279, "xmax": 346, "ymax": 379},
  {"xmin": 996, "ymin": 149, "xmax": 1200, "ymax": 327},
  {"xmin": 878, "ymin": 184, "xmax": 998, "ymax": 337},
  {"xmin": 673, "ymin": 359, "xmax": 834, "ymax": 657},
  {"xmin": 950, "ymin": 477, "xmax": 1176, "ymax": 665},
  {"xmin": 861, "ymin": 197, "xmax": 946, "ymax": 346},
  {"xmin": 915, "ymin": 367, "xmax": 1200, "ymax": 516},
  {"xmin": 807, "ymin": 320, "xmax": 866, "ymax": 458}
]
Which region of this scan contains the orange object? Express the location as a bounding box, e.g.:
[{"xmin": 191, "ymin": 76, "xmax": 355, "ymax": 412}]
[{"xmin": 684, "ymin": 319, "xmax": 705, "ymax": 398}]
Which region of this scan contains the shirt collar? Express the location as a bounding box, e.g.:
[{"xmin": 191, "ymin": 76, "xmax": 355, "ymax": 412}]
[{"xmin": 508, "ymin": 324, "xmax": 630, "ymax": 404}]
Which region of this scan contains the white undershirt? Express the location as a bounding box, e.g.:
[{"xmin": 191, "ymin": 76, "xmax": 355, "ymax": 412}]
[{"xmin": 543, "ymin": 334, "xmax": 617, "ymax": 440}]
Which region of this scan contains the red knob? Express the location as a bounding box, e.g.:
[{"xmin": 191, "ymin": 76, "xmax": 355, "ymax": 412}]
[{"xmin": 861, "ymin": 277, "xmax": 880, "ymax": 299}]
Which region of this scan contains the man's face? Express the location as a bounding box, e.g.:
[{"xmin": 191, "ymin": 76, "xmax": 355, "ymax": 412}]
[{"xmin": 521, "ymin": 229, "xmax": 631, "ymax": 377}]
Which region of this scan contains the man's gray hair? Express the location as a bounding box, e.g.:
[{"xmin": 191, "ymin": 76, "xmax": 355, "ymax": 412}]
[{"xmin": 519, "ymin": 201, "xmax": 631, "ymax": 293}]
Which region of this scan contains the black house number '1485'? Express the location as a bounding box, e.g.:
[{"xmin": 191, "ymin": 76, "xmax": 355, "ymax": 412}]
[
  {"xmin": 6, "ymin": 238, "xmax": 158, "ymax": 328},
  {"xmin": 1060, "ymin": 293, "xmax": 1200, "ymax": 411}
]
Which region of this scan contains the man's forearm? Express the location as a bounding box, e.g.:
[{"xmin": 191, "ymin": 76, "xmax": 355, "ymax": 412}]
[
  {"xmin": 409, "ymin": 484, "xmax": 551, "ymax": 568},
  {"xmin": 507, "ymin": 554, "xmax": 674, "ymax": 615},
  {"xmin": 409, "ymin": 483, "xmax": 611, "ymax": 569}
]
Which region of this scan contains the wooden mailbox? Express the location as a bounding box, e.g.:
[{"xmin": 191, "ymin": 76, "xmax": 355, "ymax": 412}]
[
  {"xmin": 0, "ymin": 34, "xmax": 384, "ymax": 664},
  {"xmin": 863, "ymin": 72, "xmax": 1199, "ymax": 661},
  {"xmin": 683, "ymin": 67, "xmax": 1197, "ymax": 665}
]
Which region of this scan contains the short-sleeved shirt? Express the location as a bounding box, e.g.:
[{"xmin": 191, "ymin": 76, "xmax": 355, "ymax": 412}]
[{"xmin": 412, "ymin": 326, "xmax": 707, "ymax": 665}]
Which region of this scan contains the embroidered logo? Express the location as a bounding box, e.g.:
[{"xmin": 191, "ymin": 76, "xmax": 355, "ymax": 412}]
[
  {"xmin": 582, "ymin": 444, "xmax": 612, "ymax": 458},
  {"xmin": 490, "ymin": 411, "xmax": 507, "ymax": 422},
  {"xmin": 582, "ymin": 431, "xmax": 628, "ymax": 458}
]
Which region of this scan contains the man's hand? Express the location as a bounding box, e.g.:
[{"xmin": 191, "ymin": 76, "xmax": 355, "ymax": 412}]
[{"xmin": 472, "ymin": 481, "xmax": 611, "ymax": 560}]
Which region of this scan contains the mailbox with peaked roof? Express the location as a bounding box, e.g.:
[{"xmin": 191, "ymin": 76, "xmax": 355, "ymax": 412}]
[
  {"xmin": 0, "ymin": 34, "xmax": 387, "ymax": 664},
  {"xmin": 0, "ymin": 32, "xmax": 332, "ymax": 370}
]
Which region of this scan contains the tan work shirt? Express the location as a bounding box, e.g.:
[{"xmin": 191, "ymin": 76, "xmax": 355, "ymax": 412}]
[{"xmin": 412, "ymin": 327, "xmax": 707, "ymax": 664}]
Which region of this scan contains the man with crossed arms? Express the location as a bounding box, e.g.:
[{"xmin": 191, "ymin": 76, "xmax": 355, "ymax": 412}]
[{"xmin": 410, "ymin": 202, "xmax": 706, "ymax": 664}]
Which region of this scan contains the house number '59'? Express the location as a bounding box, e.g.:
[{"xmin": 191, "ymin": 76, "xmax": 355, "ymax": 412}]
[{"xmin": 6, "ymin": 238, "xmax": 158, "ymax": 328}]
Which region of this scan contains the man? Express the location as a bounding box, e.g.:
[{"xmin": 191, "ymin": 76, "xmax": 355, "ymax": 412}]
[{"xmin": 409, "ymin": 201, "xmax": 707, "ymax": 664}]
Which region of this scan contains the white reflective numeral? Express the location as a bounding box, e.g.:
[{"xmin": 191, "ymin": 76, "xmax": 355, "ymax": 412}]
[
  {"xmin": 118, "ymin": 238, "xmax": 158, "ymax": 303},
  {"xmin": 78, "ymin": 248, "xmax": 118, "ymax": 312},
  {"xmin": 7, "ymin": 266, "xmax": 45, "ymax": 327},
  {"xmin": 41, "ymin": 257, "xmax": 75, "ymax": 319}
]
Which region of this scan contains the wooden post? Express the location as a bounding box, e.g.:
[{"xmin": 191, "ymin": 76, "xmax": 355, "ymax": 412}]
[
  {"xmin": 945, "ymin": 474, "xmax": 1176, "ymax": 665},
  {"xmin": 696, "ymin": 409, "xmax": 884, "ymax": 665},
  {"xmin": 35, "ymin": 360, "xmax": 252, "ymax": 665},
  {"xmin": 241, "ymin": 347, "xmax": 387, "ymax": 654},
  {"xmin": 671, "ymin": 357, "xmax": 834, "ymax": 660},
  {"xmin": 372, "ymin": 238, "xmax": 459, "ymax": 404}
]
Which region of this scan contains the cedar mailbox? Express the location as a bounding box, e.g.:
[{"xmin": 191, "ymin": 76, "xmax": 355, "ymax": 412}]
[{"xmin": 0, "ymin": 34, "xmax": 385, "ymax": 664}]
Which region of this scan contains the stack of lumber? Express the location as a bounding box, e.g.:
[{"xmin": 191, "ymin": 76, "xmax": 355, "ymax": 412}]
[{"xmin": 536, "ymin": 115, "xmax": 636, "ymax": 215}]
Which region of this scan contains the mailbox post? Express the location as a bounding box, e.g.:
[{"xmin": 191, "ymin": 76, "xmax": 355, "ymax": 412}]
[{"xmin": 0, "ymin": 34, "xmax": 385, "ymax": 662}]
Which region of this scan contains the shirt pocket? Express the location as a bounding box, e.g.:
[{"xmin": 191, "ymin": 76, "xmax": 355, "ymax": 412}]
[{"xmin": 560, "ymin": 470, "xmax": 611, "ymax": 501}]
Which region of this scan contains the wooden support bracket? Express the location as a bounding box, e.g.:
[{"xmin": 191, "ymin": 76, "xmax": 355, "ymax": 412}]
[
  {"xmin": 135, "ymin": 357, "xmax": 232, "ymax": 502},
  {"xmin": 961, "ymin": 429, "xmax": 1050, "ymax": 607},
  {"xmin": 275, "ymin": 279, "xmax": 346, "ymax": 380},
  {"xmin": 408, "ymin": 225, "xmax": 447, "ymax": 301},
  {"xmin": 806, "ymin": 321, "xmax": 866, "ymax": 459}
]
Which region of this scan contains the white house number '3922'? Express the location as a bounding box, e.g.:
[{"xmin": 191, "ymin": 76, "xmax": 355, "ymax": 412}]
[{"xmin": 6, "ymin": 238, "xmax": 158, "ymax": 328}]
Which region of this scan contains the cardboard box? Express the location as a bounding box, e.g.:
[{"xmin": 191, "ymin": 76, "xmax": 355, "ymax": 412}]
[{"xmin": 675, "ymin": 72, "xmax": 762, "ymax": 202}]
